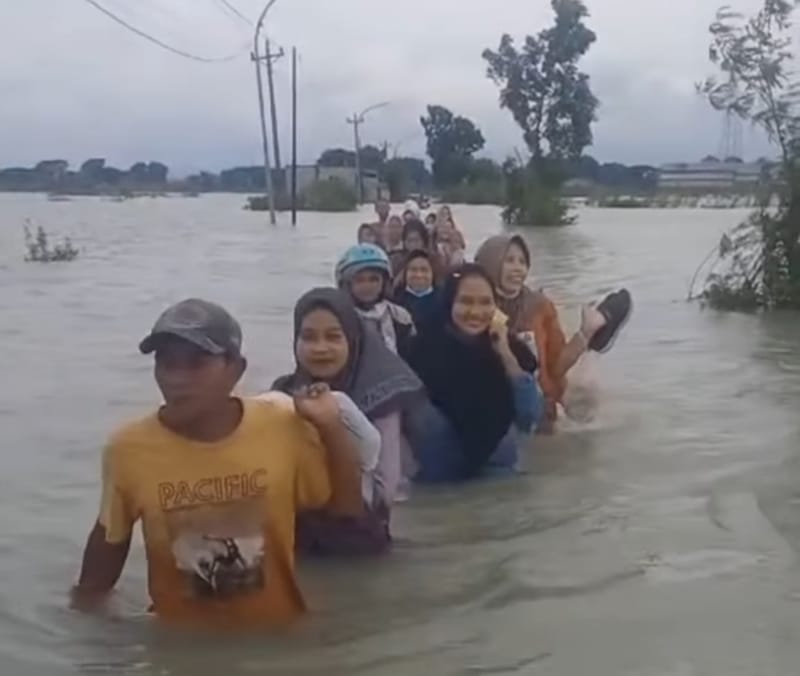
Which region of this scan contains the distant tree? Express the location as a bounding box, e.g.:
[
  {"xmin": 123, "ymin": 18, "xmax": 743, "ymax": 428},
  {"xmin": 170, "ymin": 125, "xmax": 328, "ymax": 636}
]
[
  {"xmin": 34, "ymin": 160, "xmax": 68, "ymax": 176},
  {"xmin": 420, "ymin": 105, "xmax": 485, "ymax": 187},
  {"xmin": 484, "ymin": 0, "xmax": 598, "ymax": 164},
  {"xmin": 100, "ymin": 167, "xmax": 125, "ymax": 185},
  {"xmin": 702, "ymin": 155, "xmax": 721, "ymax": 163},
  {"xmin": 483, "ymin": 0, "xmax": 599, "ymax": 225},
  {"xmin": 80, "ymin": 158, "xmax": 106, "ymax": 181},
  {"xmin": 383, "ymin": 156, "xmax": 431, "ymax": 201},
  {"xmin": 129, "ymin": 162, "xmax": 149, "ymax": 182},
  {"xmin": 187, "ymin": 171, "xmax": 218, "ymax": 192},
  {"xmin": 146, "ymin": 161, "xmax": 168, "ymax": 185},
  {"xmin": 466, "ymin": 158, "xmax": 504, "ymax": 184},
  {"xmin": 724, "ymin": 156, "xmax": 744, "ymax": 163},
  {"xmin": 358, "ymin": 145, "xmax": 386, "ymax": 172}
]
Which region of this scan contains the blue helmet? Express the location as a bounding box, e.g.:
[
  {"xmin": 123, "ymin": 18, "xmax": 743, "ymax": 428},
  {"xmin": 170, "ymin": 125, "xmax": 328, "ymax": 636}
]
[{"xmin": 335, "ymin": 243, "xmax": 391, "ymax": 285}]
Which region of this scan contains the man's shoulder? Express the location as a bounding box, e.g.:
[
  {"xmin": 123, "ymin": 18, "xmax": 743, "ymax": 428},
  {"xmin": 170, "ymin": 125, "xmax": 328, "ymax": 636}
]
[
  {"xmin": 106, "ymin": 412, "xmax": 161, "ymax": 449},
  {"xmin": 245, "ymin": 396, "xmax": 316, "ymax": 437}
]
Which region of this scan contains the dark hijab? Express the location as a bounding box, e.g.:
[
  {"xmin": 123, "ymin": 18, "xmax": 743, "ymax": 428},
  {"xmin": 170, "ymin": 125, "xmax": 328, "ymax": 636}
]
[
  {"xmin": 406, "ymin": 265, "xmax": 536, "ymax": 476},
  {"xmin": 402, "ymin": 219, "xmax": 431, "ymax": 250},
  {"xmin": 272, "ymin": 287, "xmax": 422, "ymax": 419}
]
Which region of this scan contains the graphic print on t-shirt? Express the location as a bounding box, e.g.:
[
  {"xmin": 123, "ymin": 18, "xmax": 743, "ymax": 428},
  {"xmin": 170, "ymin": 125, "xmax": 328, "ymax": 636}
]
[{"xmin": 159, "ymin": 470, "xmax": 269, "ymax": 600}]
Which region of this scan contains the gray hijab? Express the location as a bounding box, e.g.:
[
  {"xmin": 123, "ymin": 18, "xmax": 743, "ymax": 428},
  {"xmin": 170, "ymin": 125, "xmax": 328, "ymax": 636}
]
[{"xmin": 272, "ymin": 287, "xmax": 423, "ymax": 419}]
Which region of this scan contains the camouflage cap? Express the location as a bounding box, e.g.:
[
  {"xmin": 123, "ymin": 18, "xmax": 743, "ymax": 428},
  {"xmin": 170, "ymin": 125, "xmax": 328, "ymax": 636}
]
[{"xmin": 139, "ymin": 298, "xmax": 243, "ymax": 356}]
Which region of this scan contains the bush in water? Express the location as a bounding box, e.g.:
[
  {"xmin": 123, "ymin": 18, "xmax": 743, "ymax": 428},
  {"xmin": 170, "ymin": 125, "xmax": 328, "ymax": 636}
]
[
  {"xmin": 24, "ymin": 222, "xmax": 79, "ymax": 263},
  {"xmin": 695, "ymin": 1, "xmax": 800, "ymax": 310}
]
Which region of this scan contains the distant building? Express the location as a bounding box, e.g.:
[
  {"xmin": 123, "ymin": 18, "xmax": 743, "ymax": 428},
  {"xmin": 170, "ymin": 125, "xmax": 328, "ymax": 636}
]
[
  {"xmin": 657, "ymin": 158, "xmax": 770, "ymax": 191},
  {"xmin": 283, "ymin": 165, "xmax": 380, "ymax": 202}
]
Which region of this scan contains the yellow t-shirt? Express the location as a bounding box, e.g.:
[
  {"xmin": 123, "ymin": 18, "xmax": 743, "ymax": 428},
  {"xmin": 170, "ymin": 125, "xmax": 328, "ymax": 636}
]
[{"xmin": 99, "ymin": 398, "xmax": 331, "ymax": 629}]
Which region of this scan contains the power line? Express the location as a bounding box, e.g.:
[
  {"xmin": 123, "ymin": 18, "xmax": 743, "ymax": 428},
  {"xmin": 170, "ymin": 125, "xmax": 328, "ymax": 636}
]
[
  {"xmin": 215, "ymin": 0, "xmax": 252, "ymax": 25},
  {"xmin": 81, "ymin": 0, "xmax": 246, "ymax": 63}
]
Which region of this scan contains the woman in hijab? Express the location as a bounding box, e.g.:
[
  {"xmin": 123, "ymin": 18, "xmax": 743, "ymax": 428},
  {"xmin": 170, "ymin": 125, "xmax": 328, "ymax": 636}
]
[
  {"xmin": 393, "ymin": 250, "xmax": 440, "ymax": 331},
  {"xmin": 475, "ymin": 235, "xmax": 632, "ymax": 432},
  {"xmin": 273, "ymin": 288, "xmax": 424, "ymax": 554},
  {"xmin": 405, "ymin": 265, "xmax": 541, "ymax": 482},
  {"xmin": 433, "ymin": 206, "xmax": 466, "ymax": 270}
]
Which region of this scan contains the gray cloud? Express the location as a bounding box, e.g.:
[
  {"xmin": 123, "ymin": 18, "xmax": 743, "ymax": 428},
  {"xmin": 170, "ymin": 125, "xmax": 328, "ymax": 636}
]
[{"xmin": 0, "ymin": 0, "xmax": 773, "ymax": 174}]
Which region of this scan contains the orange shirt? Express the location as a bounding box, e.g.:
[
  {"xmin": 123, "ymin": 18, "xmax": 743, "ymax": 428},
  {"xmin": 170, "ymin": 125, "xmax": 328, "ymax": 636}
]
[
  {"xmin": 497, "ymin": 294, "xmax": 567, "ymax": 423},
  {"xmin": 99, "ymin": 398, "xmax": 331, "ymax": 629}
]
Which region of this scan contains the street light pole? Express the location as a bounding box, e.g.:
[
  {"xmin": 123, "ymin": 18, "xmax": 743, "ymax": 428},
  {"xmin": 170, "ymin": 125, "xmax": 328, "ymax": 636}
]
[
  {"xmin": 252, "ymin": 0, "xmax": 280, "ymax": 225},
  {"xmin": 346, "ymin": 101, "xmax": 390, "ymax": 206},
  {"xmin": 264, "ymin": 37, "xmax": 284, "ymax": 171}
]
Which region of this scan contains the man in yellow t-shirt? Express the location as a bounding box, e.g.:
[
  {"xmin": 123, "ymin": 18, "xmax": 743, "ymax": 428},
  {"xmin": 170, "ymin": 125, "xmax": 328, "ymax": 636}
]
[{"xmin": 72, "ymin": 299, "xmax": 362, "ymax": 629}]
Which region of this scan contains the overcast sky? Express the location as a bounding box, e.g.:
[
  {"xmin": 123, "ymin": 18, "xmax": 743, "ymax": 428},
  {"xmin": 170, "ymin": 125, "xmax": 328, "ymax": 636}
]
[{"xmin": 0, "ymin": 0, "xmax": 774, "ymax": 175}]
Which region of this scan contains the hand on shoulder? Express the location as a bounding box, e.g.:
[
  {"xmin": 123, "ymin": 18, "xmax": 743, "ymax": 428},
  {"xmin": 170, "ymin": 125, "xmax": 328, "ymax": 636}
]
[{"xmin": 292, "ymin": 383, "xmax": 341, "ymax": 430}]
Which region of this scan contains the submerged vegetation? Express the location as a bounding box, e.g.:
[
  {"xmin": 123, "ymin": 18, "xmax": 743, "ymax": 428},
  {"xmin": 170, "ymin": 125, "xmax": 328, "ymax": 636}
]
[
  {"xmin": 24, "ymin": 221, "xmax": 79, "ymax": 263},
  {"xmin": 693, "ymin": 0, "xmax": 800, "ymax": 310}
]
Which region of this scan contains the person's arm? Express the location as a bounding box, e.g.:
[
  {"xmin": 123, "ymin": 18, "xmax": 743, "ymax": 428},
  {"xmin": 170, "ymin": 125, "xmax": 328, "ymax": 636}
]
[
  {"xmin": 372, "ymin": 414, "xmax": 403, "ymax": 504},
  {"xmin": 313, "ymin": 419, "xmax": 365, "ymax": 516},
  {"xmin": 555, "ymin": 331, "xmax": 588, "ymax": 379},
  {"xmin": 509, "ymin": 373, "xmax": 541, "ymax": 434},
  {"xmin": 72, "ymin": 444, "xmax": 136, "ymax": 610},
  {"xmin": 330, "ymin": 392, "xmax": 381, "ymax": 504},
  {"xmin": 72, "ymin": 523, "xmax": 131, "ymax": 610},
  {"xmin": 294, "ymin": 385, "xmax": 364, "ymax": 517},
  {"xmin": 492, "ymin": 322, "xmax": 525, "ymax": 379}
]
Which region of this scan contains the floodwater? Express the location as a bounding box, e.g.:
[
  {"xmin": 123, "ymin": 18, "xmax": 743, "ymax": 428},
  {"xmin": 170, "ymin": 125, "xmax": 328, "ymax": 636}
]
[{"xmin": 1, "ymin": 193, "xmax": 800, "ymax": 675}]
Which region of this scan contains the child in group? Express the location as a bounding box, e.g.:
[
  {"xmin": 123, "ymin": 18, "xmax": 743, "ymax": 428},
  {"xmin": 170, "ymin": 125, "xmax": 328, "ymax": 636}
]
[
  {"xmin": 335, "ymin": 244, "xmax": 416, "ymax": 359},
  {"xmin": 357, "ymin": 223, "xmax": 380, "ymax": 245},
  {"xmin": 72, "ymin": 299, "xmax": 363, "ymax": 628},
  {"xmin": 273, "ymin": 288, "xmax": 424, "ymax": 517},
  {"xmin": 475, "ymin": 235, "xmax": 632, "ymax": 432},
  {"xmin": 397, "ymin": 218, "xmax": 446, "ymax": 286},
  {"xmin": 393, "ymin": 250, "xmax": 440, "ymax": 332},
  {"xmin": 405, "ymin": 266, "xmax": 541, "ymax": 482}
]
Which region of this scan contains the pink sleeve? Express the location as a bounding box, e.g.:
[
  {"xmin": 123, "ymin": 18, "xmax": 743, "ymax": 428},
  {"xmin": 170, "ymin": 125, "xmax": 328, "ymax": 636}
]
[{"xmin": 372, "ymin": 413, "xmax": 403, "ymax": 504}]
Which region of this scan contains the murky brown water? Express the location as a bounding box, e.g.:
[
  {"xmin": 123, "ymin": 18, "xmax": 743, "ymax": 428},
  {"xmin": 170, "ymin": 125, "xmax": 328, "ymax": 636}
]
[{"xmin": 2, "ymin": 194, "xmax": 800, "ymax": 675}]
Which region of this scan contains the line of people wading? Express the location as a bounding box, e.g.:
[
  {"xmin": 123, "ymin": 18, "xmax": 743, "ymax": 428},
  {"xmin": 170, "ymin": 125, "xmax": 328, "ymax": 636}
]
[{"xmin": 73, "ymin": 199, "xmax": 632, "ymax": 630}]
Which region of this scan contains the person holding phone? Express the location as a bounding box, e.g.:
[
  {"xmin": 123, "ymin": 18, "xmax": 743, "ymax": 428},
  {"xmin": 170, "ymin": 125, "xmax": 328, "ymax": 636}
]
[{"xmin": 404, "ymin": 265, "xmax": 542, "ymax": 482}]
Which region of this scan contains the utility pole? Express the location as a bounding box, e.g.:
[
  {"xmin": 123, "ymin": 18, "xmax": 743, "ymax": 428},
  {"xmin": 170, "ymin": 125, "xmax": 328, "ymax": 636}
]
[
  {"xmin": 291, "ymin": 46, "xmax": 298, "ymax": 227},
  {"xmin": 346, "ymin": 101, "xmax": 390, "ymax": 206},
  {"xmin": 264, "ymin": 38, "xmax": 284, "ymax": 171},
  {"xmin": 251, "ymin": 0, "xmax": 280, "ymax": 225},
  {"xmin": 346, "ymin": 113, "xmax": 364, "ymax": 204}
]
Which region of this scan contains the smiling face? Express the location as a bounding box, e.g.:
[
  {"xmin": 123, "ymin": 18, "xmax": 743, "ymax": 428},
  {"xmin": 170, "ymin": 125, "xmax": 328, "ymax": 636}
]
[
  {"xmin": 451, "ymin": 274, "xmax": 496, "ymax": 336},
  {"xmin": 295, "ymin": 308, "xmax": 350, "ymax": 382},
  {"xmin": 405, "ymin": 256, "xmax": 434, "ymax": 292},
  {"xmin": 499, "ymin": 241, "xmax": 530, "ymax": 296}
]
